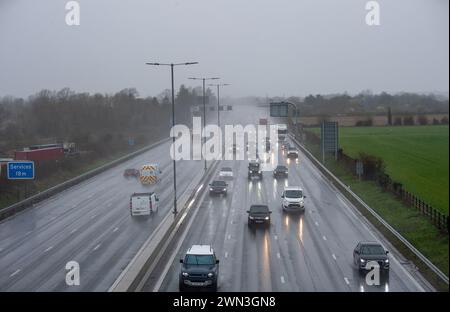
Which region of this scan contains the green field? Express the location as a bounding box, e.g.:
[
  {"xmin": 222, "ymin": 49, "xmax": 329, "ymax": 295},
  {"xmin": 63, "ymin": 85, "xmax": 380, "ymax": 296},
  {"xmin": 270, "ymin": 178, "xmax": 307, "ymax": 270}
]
[{"xmin": 310, "ymin": 125, "xmax": 449, "ymax": 214}]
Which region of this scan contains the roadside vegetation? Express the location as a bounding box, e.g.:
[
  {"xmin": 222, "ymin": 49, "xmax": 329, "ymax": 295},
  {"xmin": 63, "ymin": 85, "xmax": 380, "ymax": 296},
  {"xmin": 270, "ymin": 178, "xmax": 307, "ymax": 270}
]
[{"xmin": 309, "ymin": 125, "xmax": 449, "ymax": 214}]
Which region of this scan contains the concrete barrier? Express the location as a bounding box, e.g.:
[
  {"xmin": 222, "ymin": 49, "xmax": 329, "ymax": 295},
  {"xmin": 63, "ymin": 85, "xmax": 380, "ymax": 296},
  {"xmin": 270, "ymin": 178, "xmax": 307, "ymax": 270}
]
[{"xmin": 0, "ymin": 138, "xmax": 170, "ymax": 221}]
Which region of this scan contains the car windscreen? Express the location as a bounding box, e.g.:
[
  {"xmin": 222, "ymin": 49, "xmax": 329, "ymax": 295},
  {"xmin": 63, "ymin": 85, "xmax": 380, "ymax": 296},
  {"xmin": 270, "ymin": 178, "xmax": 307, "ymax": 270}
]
[
  {"xmin": 185, "ymin": 255, "xmax": 215, "ymax": 265},
  {"xmin": 360, "ymin": 245, "xmax": 385, "ymax": 255},
  {"xmin": 276, "ymin": 166, "xmax": 287, "ymax": 171},
  {"xmin": 221, "ymin": 167, "xmax": 232, "ymax": 172},
  {"xmin": 211, "ymin": 181, "xmax": 226, "ymax": 187},
  {"xmin": 250, "ymin": 205, "xmax": 269, "ymax": 213},
  {"xmin": 285, "ymin": 190, "xmax": 302, "ymax": 198}
]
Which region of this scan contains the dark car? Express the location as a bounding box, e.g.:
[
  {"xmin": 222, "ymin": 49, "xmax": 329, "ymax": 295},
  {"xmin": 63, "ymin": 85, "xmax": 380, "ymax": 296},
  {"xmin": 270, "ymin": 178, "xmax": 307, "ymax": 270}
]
[
  {"xmin": 247, "ymin": 205, "xmax": 272, "ymax": 227},
  {"xmin": 179, "ymin": 245, "xmax": 219, "ymax": 292},
  {"xmin": 209, "ymin": 180, "xmax": 228, "ymax": 195},
  {"xmin": 353, "ymin": 242, "xmax": 390, "ymax": 274},
  {"xmin": 281, "ymin": 142, "xmax": 290, "ymax": 151},
  {"xmin": 248, "ymin": 161, "xmax": 262, "ymax": 179},
  {"xmin": 123, "ymin": 168, "xmax": 139, "ymax": 178},
  {"xmin": 273, "ymin": 165, "xmax": 288, "ymax": 178}
]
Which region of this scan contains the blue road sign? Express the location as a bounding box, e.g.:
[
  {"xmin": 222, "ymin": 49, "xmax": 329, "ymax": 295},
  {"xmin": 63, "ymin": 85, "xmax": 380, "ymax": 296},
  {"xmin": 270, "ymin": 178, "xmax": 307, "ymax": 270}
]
[{"xmin": 7, "ymin": 161, "xmax": 35, "ymax": 180}]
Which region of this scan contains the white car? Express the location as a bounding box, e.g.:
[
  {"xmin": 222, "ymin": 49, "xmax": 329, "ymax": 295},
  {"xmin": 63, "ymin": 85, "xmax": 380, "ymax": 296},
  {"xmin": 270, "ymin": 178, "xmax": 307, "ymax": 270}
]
[
  {"xmin": 219, "ymin": 167, "xmax": 233, "ymax": 178},
  {"xmin": 281, "ymin": 187, "xmax": 306, "ymax": 213}
]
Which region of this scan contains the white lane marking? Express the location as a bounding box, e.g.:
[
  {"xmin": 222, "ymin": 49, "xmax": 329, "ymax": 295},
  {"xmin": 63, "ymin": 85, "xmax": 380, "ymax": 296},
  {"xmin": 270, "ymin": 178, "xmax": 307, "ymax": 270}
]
[
  {"xmin": 274, "ymin": 235, "xmax": 278, "ymax": 240},
  {"xmin": 280, "ymin": 276, "xmax": 285, "ymax": 284},
  {"xmin": 344, "ymin": 277, "xmax": 350, "ymax": 285},
  {"xmin": 332, "ymin": 254, "xmax": 337, "ymax": 260},
  {"xmin": 322, "ymin": 236, "xmax": 327, "ymax": 241},
  {"xmin": 225, "ymin": 252, "xmax": 228, "ymax": 258},
  {"xmin": 72, "ymin": 205, "xmax": 77, "ymax": 208},
  {"xmin": 227, "ymin": 235, "xmax": 231, "ymax": 240},
  {"xmin": 70, "ymin": 228, "xmax": 78, "ymax": 234},
  {"xmin": 223, "ymin": 213, "xmax": 226, "ymax": 217},
  {"xmin": 44, "ymin": 246, "xmax": 53, "ymax": 253},
  {"xmin": 277, "ymin": 252, "xmax": 281, "ymax": 259},
  {"xmin": 315, "ymin": 221, "xmax": 319, "ymax": 226},
  {"xmin": 309, "ymin": 210, "xmax": 312, "ymax": 214},
  {"xmin": 88, "ymin": 194, "xmax": 93, "ymax": 199},
  {"xmin": 10, "ymin": 269, "xmax": 21, "ymax": 277},
  {"xmin": 26, "ymin": 231, "xmax": 32, "ymax": 235},
  {"xmin": 90, "ymin": 214, "xmax": 97, "ymax": 219},
  {"xmin": 93, "ymin": 244, "xmax": 101, "ymax": 251},
  {"xmin": 113, "ymin": 227, "xmax": 119, "ymax": 233},
  {"xmin": 107, "ymin": 203, "xmax": 112, "ymax": 207}
]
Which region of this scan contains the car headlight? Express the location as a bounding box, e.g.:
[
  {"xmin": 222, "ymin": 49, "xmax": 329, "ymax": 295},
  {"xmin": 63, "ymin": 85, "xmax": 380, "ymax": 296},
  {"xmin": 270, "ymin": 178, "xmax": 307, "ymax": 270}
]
[
  {"xmin": 209, "ymin": 188, "xmax": 214, "ymax": 191},
  {"xmin": 264, "ymin": 216, "xmax": 269, "ymax": 220},
  {"xmin": 182, "ymin": 272, "xmax": 189, "ymax": 277},
  {"xmin": 360, "ymin": 259, "xmax": 366, "ymax": 263},
  {"xmin": 384, "ymin": 259, "xmax": 389, "ymax": 263},
  {"xmin": 207, "ymin": 273, "xmax": 214, "ymax": 278},
  {"xmin": 223, "ymin": 188, "xmax": 227, "ymax": 191},
  {"xmin": 249, "ymin": 216, "xmax": 254, "ymax": 220}
]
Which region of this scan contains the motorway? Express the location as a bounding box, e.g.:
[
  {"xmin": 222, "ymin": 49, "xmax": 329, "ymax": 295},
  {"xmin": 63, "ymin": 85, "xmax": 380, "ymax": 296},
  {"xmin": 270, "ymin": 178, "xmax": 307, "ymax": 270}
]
[
  {"xmin": 0, "ymin": 139, "xmax": 202, "ymax": 291},
  {"xmin": 144, "ymin": 104, "xmax": 430, "ymax": 292},
  {"xmin": 0, "ymin": 103, "xmax": 432, "ymax": 292}
]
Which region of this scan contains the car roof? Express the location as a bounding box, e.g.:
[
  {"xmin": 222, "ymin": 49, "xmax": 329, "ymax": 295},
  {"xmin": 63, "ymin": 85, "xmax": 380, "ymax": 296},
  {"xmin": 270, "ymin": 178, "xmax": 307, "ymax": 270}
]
[
  {"xmin": 186, "ymin": 245, "xmax": 214, "ymax": 255},
  {"xmin": 359, "ymin": 241, "xmax": 383, "ymax": 246},
  {"xmin": 212, "ymin": 180, "xmax": 226, "ymax": 184},
  {"xmin": 221, "ymin": 167, "xmax": 232, "ymax": 170},
  {"xmin": 284, "ymin": 186, "xmax": 302, "ymax": 191}
]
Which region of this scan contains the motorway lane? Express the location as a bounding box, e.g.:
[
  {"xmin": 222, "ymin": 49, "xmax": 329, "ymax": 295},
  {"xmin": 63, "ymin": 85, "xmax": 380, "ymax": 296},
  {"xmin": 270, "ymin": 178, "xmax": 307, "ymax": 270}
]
[
  {"xmin": 154, "ymin": 105, "xmax": 427, "ymax": 292},
  {"xmin": 0, "ymin": 140, "xmax": 202, "ymax": 291}
]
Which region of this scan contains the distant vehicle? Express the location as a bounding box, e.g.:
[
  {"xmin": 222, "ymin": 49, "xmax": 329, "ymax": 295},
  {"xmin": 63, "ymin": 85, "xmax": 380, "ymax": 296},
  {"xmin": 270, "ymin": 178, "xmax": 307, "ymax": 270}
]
[
  {"xmin": 247, "ymin": 205, "xmax": 272, "ymax": 227},
  {"xmin": 123, "ymin": 168, "xmax": 139, "ymax": 178},
  {"xmin": 273, "ymin": 165, "xmax": 288, "ymax": 178},
  {"xmin": 281, "ymin": 142, "xmax": 290, "ymax": 151},
  {"xmin": 209, "ymin": 180, "xmax": 228, "ymax": 195},
  {"xmin": 219, "ymin": 167, "xmax": 233, "ymax": 178},
  {"xmin": 179, "ymin": 245, "xmax": 219, "ymax": 292},
  {"xmin": 353, "ymin": 242, "xmax": 390, "ymax": 274},
  {"xmin": 129, "ymin": 192, "xmax": 159, "ymax": 216},
  {"xmin": 277, "ymin": 124, "xmax": 288, "ymax": 141},
  {"xmin": 287, "ymin": 147, "xmax": 299, "ymax": 159},
  {"xmin": 140, "ymin": 163, "xmax": 161, "ymax": 184},
  {"xmin": 281, "ymin": 187, "xmax": 306, "ymax": 213},
  {"xmin": 259, "ymin": 118, "xmax": 268, "ymax": 125},
  {"xmin": 248, "ymin": 161, "xmax": 262, "ymax": 180}
]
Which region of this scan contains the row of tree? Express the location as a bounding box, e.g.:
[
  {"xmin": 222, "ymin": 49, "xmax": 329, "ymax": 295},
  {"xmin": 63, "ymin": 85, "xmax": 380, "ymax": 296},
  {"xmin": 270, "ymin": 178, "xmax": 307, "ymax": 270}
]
[
  {"xmin": 281, "ymin": 92, "xmax": 449, "ymax": 116},
  {"xmin": 0, "ymin": 86, "xmax": 210, "ymax": 156}
]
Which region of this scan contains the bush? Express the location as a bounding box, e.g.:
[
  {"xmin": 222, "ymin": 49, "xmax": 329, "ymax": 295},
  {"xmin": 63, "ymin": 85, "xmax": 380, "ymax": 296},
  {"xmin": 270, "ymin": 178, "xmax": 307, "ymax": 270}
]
[
  {"xmin": 358, "ymin": 153, "xmax": 385, "ymax": 180},
  {"xmin": 393, "ymin": 117, "xmax": 402, "ymax": 126},
  {"xmin": 417, "ymin": 115, "xmax": 428, "ymax": 125},
  {"xmin": 355, "ymin": 118, "xmax": 373, "ymax": 127},
  {"xmin": 441, "ymin": 116, "xmax": 449, "ymax": 125},
  {"xmin": 403, "ymin": 116, "xmax": 415, "ymax": 125},
  {"xmin": 432, "ymin": 118, "xmax": 440, "ymax": 125}
]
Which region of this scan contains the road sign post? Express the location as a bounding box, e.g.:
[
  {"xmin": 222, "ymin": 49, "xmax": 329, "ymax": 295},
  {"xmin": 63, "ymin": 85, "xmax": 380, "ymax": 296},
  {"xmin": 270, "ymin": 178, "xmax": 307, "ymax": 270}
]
[
  {"xmin": 356, "ymin": 160, "xmax": 364, "ymax": 181},
  {"xmin": 7, "ymin": 161, "xmax": 35, "ymax": 180},
  {"xmin": 320, "ymin": 121, "xmax": 339, "ymax": 163}
]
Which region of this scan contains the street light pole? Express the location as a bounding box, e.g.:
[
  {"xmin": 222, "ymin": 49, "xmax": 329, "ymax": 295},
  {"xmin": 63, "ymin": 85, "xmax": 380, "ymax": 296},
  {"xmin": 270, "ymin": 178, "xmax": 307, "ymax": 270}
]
[
  {"xmin": 188, "ymin": 77, "xmax": 220, "ymax": 171},
  {"xmin": 146, "ymin": 61, "xmax": 198, "ymax": 215},
  {"xmin": 208, "ymin": 83, "xmax": 230, "ymax": 128}
]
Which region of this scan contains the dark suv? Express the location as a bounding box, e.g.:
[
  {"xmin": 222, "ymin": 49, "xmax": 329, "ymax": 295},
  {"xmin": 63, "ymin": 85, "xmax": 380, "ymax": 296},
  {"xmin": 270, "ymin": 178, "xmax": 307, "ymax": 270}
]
[
  {"xmin": 248, "ymin": 161, "xmax": 263, "ymax": 180},
  {"xmin": 179, "ymin": 245, "xmax": 219, "ymax": 292},
  {"xmin": 247, "ymin": 205, "xmax": 272, "ymax": 227},
  {"xmin": 273, "ymin": 165, "xmax": 288, "ymax": 178},
  {"xmin": 209, "ymin": 180, "xmax": 228, "ymax": 195},
  {"xmin": 353, "ymin": 242, "xmax": 390, "ymax": 274}
]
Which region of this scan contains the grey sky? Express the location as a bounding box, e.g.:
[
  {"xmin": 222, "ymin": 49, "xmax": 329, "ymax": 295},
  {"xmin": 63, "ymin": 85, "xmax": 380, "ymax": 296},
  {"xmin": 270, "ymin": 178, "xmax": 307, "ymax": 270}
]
[{"xmin": 0, "ymin": 0, "xmax": 448, "ymax": 98}]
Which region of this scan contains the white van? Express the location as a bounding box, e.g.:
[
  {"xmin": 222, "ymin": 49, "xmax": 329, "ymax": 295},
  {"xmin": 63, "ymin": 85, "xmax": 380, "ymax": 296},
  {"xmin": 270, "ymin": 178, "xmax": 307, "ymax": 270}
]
[{"xmin": 130, "ymin": 192, "xmax": 159, "ymax": 216}]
